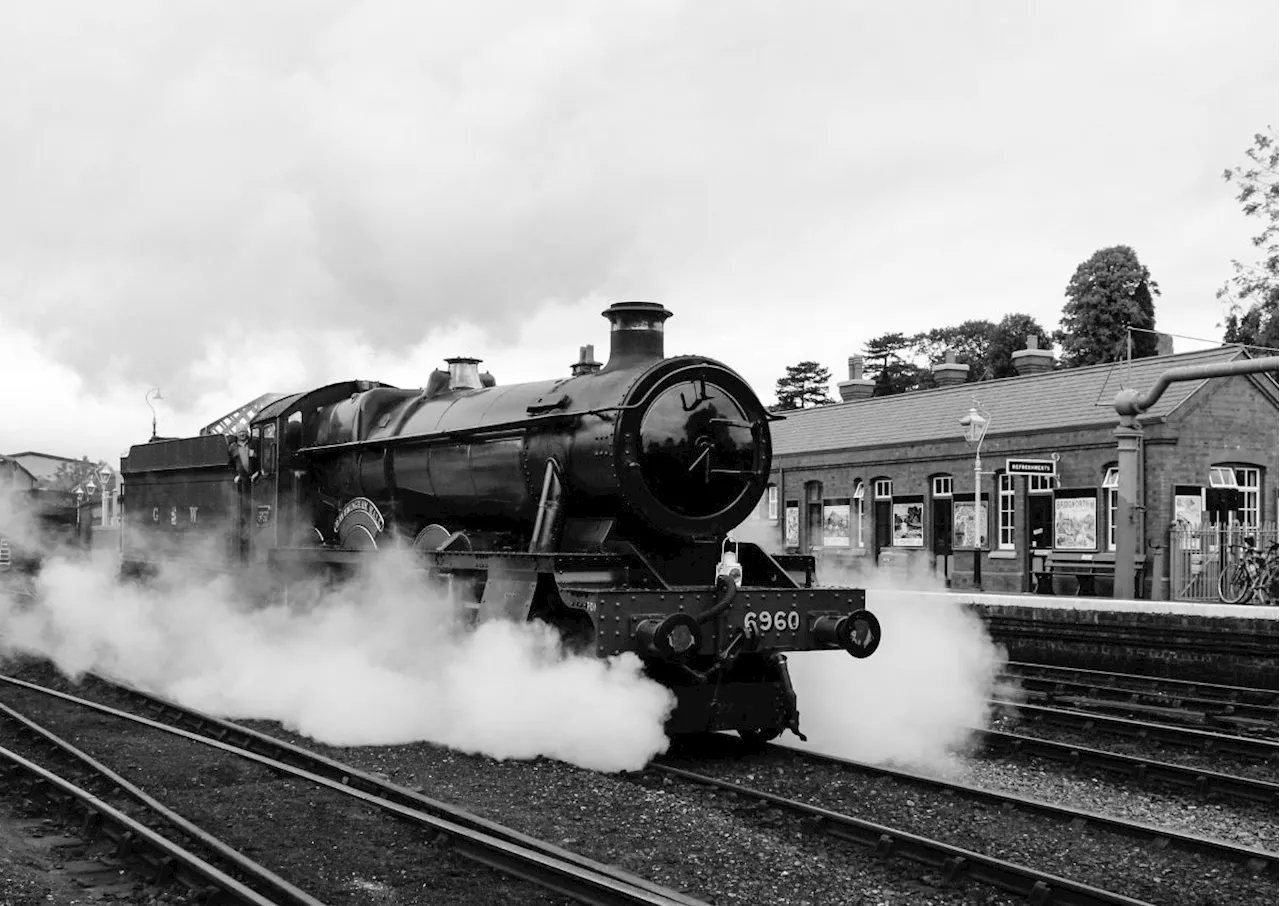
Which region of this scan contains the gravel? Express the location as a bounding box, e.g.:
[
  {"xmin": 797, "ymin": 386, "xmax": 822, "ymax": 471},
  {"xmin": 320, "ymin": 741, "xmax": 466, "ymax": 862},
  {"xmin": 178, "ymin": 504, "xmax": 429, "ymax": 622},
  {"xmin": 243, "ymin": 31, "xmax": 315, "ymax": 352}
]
[
  {"xmin": 1, "ymin": 661, "xmax": 1022, "ymax": 906},
  {"xmin": 989, "ymin": 716, "xmax": 1280, "ymax": 782},
  {"xmin": 657, "ymin": 747, "xmax": 1278, "ymax": 906},
  {"xmin": 951, "ymin": 752, "xmax": 1278, "ymax": 852}
]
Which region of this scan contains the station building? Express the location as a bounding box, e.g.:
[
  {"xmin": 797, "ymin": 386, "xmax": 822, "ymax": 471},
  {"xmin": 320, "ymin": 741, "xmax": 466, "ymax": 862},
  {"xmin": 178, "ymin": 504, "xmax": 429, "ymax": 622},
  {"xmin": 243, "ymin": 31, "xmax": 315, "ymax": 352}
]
[{"xmin": 742, "ymin": 342, "xmax": 1278, "ymax": 600}]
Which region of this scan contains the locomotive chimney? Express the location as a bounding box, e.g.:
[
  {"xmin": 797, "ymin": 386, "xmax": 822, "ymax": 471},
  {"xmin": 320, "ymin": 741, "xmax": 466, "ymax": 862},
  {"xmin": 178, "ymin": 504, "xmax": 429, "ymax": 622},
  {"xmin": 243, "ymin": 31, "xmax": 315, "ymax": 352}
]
[
  {"xmin": 601, "ymin": 301, "xmax": 673, "ymax": 370},
  {"xmin": 571, "ymin": 344, "xmax": 602, "ymax": 376},
  {"xmin": 445, "ymin": 357, "xmax": 483, "ymax": 390}
]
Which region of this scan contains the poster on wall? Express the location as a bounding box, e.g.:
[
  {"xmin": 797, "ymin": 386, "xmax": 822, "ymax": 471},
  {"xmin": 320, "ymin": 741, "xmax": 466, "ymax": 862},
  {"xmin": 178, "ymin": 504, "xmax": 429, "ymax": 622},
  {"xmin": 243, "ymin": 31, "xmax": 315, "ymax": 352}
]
[
  {"xmin": 1054, "ymin": 496, "xmax": 1097, "ymax": 550},
  {"xmin": 1174, "ymin": 492, "xmax": 1205, "ymax": 532},
  {"xmin": 952, "ymin": 501, "xmax": 988, "ymax": 550},
  {"xmin": 892, "ymin": 502, "xmax": 924, "ymax": 547},
  {"xmin": 823, "ymin": 501, "xmax": 850, "ymax": 547},
  {"xmin": 784, "ymin": 503, "xmax": 799, "ymax": 547}
]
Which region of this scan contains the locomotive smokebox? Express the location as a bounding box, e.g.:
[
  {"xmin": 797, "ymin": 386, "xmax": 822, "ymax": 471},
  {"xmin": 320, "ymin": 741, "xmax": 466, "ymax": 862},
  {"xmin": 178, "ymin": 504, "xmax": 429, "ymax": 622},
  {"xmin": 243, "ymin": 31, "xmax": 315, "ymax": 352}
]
[{"xmin": 602, "ymin": 301, "xmax": 673, "ymax": 371}]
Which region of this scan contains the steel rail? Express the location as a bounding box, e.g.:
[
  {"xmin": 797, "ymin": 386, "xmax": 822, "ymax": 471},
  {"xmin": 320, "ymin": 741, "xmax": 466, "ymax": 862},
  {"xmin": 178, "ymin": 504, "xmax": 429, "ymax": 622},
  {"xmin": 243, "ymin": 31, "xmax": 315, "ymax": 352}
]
[
  {"xmin": 0, "ymin": 674, "xmax": 704, "ymax": 906},
  {"xmin": 650, "ymin": 763, "xmax": 1160, "ymax": 906},
  {"xmin": 976, "ymin": 727, "xmax": 1279, "ymax": 805},
  {"xmin": 991, "ymin": 699, "xmax": 1280, "ymax": 761},
  {"xmin": 0, "ymin": 701, "xmax": 327, "ymax": 905},
  {"xmin": 0, "ymin": 745, "xmax": 283, "ymax": 906},
  {"xmin": 1004, "ymin": 662, "xmax": 1279, "ymax": 710},
  {"xmin": 1002, "ymin": 674, "xmax": 1279, "ymax": 725},
  {"xmin": 754, "ymin": 744, "xmax": 1277, "ymax": 869}
]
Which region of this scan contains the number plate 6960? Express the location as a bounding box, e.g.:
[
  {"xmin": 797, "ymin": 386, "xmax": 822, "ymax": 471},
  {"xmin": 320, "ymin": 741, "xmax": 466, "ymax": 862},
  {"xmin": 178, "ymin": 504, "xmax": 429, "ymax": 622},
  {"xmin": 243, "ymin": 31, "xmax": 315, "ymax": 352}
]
[{"xmin": 744, "ymin": 610, "xmax": 801, "ymax": 634}]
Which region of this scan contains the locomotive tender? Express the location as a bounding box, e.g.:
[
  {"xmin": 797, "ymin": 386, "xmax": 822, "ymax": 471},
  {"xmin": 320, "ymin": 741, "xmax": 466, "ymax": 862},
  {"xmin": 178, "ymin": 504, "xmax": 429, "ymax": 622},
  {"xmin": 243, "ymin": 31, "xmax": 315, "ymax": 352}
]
[{"xmin": 120, "ymin": 302, "xmax": 881, "ymax": 742}]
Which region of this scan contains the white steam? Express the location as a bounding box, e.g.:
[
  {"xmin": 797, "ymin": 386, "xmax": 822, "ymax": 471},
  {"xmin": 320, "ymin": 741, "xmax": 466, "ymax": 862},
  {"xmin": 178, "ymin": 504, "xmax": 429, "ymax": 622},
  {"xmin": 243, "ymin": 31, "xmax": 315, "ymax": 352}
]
[
  {"xmin": 0, "ymin": 549, "xmax": 675, "ymax": 773},
  {"xmin": 784, "ymin": 553, "xmax": 1010, "ymax": 774}
]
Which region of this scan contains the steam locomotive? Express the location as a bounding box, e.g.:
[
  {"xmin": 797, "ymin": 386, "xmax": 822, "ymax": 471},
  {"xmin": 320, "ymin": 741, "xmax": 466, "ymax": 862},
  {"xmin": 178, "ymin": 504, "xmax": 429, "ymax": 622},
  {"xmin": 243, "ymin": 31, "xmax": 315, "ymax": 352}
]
[{"xmin": 120, "ymin": 302, "xmax": 881, "ymax": 742}]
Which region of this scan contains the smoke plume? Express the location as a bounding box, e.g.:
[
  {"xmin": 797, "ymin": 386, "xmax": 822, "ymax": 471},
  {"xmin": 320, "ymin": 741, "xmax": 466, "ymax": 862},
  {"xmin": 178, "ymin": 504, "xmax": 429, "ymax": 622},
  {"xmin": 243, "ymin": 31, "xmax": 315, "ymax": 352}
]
[
  {"xmin": 784, "ymin": 553, "xmax": 1012, "ymax": 774},
  {"xmin": 0, "ymin": 548, "xmax": 675, "ymax": 773}
]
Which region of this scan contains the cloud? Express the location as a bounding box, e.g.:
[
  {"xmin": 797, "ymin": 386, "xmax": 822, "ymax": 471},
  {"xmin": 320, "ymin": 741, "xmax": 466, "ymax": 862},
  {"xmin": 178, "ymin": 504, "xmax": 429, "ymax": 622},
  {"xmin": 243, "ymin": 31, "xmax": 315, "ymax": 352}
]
[{"xmin": 0, "ymin": 1, "xmax": 1275, "ymax": 460}]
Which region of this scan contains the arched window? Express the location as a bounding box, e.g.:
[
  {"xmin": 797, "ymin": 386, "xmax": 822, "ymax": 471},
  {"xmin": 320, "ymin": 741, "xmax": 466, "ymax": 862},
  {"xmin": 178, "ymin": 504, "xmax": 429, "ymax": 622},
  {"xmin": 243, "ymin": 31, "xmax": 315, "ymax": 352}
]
[{"xmin": 852, "ymin": 480, "xmax": 865, "ymax": 549}]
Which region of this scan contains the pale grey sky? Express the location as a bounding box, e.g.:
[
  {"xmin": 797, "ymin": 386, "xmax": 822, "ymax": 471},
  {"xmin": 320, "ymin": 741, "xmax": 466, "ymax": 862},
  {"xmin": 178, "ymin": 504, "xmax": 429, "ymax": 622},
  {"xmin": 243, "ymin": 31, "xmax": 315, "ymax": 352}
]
[{"xmin": 1, "ymin": 0, "xmax": 1276, "ymax": 461}]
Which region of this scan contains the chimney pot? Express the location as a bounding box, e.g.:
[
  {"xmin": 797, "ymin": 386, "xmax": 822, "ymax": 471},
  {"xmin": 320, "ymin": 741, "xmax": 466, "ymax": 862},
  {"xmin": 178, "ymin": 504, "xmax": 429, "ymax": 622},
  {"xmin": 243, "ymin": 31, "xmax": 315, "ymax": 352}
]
[{"xmin": 1027, "ymin": 335, "xmax": 1039, "ymax": 351}]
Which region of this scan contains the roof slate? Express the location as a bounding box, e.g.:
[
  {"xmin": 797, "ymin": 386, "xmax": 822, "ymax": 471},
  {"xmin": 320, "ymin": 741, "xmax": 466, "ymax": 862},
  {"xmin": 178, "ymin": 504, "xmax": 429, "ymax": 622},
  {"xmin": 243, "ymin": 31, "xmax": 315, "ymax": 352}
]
[{"xmin": 771, "ymin": 347, "xmax": 1254, "ymax": 457}]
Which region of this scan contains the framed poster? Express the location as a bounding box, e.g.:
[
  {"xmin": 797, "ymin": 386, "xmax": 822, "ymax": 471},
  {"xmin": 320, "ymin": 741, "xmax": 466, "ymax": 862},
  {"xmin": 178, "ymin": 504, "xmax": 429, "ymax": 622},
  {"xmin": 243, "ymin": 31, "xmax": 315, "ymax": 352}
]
[
  {"xmin": 784, "ymin": 502, "xmax": 799, "ymax": 547},
  {"xmin": 892, "ymin": 502, "xmax": 924, "ymax": 547},
  {"xmin": 822, "ymin": 501, "xmax": 850, "ymax": 547},
  {"xmin": 1173, "ymin": 491, "xmax": 1204, "ymax": 532},
  {"xmin": 1054, "ymin": 496, "xmax": 1097, "ymax": 550},
  {"xmin": 952, "ymin": 501, "xmax": 989, "ymax": 550}
]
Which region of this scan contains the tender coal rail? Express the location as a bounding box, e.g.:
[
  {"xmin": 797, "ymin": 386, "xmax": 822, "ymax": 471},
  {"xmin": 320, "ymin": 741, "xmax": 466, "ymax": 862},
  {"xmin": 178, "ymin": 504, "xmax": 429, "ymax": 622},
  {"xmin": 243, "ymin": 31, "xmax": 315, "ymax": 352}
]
[
  {"xmin": 0, "ymin": 673, "xmax": 704, "ymax": 906},
  {"xmin": 976, "ymin": 726, "xmax": 1279, "ymax": 806},
  {"xmin": 992, "ymin": 699, "xmax": 1280, "ymax": 763},
  {"xmin": 1002, "ymin": 663, "xmax": 1279, "ymax": 736},
  {"xmin": 0, "ymin": 732, "xmax": 305, "ymax": 906}
]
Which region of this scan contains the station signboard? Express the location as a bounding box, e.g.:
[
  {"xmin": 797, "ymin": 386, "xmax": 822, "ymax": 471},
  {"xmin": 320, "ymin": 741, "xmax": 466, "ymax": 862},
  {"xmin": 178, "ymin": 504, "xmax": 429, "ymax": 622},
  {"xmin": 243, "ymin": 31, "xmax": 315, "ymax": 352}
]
[{"xmin": 1005, "ymin": 458, "xmax": 1057, "ymax": 476}]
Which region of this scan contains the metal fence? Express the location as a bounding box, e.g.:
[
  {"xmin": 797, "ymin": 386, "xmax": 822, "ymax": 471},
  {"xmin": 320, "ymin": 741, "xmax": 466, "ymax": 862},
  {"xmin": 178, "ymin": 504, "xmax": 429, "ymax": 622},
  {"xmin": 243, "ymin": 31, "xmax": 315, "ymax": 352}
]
[{"xmin": 1170, "ymin": 521, "xmax": 1277, "ymax": 603}]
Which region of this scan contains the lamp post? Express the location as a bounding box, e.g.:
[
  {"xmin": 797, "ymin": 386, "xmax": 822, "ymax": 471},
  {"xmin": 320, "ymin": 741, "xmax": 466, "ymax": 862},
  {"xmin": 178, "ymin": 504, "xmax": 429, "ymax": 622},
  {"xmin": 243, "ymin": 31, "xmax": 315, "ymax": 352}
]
[
  {"xmin": 145, "ymin": 388, "xmax": 163, "ymax": 441},
  {"xmin": 97, "ymin": 464, "xmax": 113, "ymax": 527},
  {"xmin": 959, "ymin": 401, "xmax": 991, "ymax": 591}
]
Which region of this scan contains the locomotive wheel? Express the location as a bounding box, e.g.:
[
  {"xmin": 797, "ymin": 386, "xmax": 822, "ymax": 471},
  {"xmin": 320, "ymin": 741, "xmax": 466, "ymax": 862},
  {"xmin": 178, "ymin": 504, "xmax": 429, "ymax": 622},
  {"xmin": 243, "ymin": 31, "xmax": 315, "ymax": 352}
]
[{"xmin": 737, "ymin": 728, "xmax": 782, "ymax": 749}]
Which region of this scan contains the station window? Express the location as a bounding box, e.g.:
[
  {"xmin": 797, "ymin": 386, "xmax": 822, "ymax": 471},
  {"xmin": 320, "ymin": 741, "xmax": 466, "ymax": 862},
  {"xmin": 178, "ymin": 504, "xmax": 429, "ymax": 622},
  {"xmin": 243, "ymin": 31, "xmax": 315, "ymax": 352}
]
[
  {"xmin": 1028, "ymin": 474, "xmax": 1056, "ymax": 494},
  {"xmin": 852, "ymin": 481, "xmax": 865, "ymax": 548},
  {"xmin": 767, "ymin": 485, "xmax": 778, "ymax": 520},
  {"xmin": 1209, "ymin": 466, "xmax": 1238, "ymax": 488},
  {"xmin": 1103, "ymin": 467, "xmax": 1119, "ymax": 551},
  {"xmin": 874, "ymin": 479, "xmax": 892, "ymax": 499},
  {"xmin": 998, "ymin": 473, "xmax": 1015, "ymax": 550},
  {"xmin": 932, "ymin": 476, "xmax": 953, "ymax": 497},
  {"xmin": 1235, "ymin": 467, "xmax": 1261, "ymax": 527}
]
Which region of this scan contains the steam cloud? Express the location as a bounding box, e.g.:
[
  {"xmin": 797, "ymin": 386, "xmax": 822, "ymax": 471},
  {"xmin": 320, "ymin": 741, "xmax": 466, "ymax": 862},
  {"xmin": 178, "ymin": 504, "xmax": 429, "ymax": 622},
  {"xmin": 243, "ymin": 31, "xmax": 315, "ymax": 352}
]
[
  {"xmin": 784, "ymin": 555, "xmax": 1013, "ymax": 774},
  {"xmin": 0, "ymin": 548, "xmax": 675, "ymax": 773}
]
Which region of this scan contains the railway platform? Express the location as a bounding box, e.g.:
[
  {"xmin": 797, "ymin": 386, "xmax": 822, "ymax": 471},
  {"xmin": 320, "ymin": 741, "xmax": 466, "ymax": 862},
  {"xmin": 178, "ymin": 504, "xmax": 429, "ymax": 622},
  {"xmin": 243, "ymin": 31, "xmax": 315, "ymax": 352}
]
[{"xmin": 869, "ymin": 588, "xmax": 1279, "ymax": 688}]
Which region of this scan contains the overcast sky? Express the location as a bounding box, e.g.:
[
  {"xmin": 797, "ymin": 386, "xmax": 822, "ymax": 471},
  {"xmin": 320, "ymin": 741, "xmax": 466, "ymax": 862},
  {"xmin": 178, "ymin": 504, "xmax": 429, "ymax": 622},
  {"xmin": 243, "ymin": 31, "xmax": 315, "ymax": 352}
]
[{"xmin": 1, "ymin": 1, "xmax": 1276, "ymax": 463}]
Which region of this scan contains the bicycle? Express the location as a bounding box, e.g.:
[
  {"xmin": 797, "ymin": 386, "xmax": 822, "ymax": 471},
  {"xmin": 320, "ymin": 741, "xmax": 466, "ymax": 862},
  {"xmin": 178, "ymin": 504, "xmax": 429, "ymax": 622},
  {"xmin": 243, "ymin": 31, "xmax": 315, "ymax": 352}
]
[{"xmin": 1217, "ymin": 537, "xmax": 1279, "ymax": 605}]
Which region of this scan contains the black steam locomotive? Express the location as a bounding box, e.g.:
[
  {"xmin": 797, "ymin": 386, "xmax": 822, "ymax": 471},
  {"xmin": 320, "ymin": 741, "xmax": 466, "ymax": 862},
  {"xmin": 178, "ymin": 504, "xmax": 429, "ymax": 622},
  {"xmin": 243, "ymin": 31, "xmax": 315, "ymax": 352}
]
[{"xmin": 120, "ymin": 302, "xmax": 881, "ymax": 742}]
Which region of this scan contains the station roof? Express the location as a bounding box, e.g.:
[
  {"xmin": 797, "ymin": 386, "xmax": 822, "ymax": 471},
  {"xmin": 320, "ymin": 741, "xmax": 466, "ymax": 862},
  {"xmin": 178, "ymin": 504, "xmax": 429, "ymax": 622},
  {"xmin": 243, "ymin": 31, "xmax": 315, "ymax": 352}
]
[{"xmin": 770, "ymin": 346, "xmax": 1266, "ymax": 457}]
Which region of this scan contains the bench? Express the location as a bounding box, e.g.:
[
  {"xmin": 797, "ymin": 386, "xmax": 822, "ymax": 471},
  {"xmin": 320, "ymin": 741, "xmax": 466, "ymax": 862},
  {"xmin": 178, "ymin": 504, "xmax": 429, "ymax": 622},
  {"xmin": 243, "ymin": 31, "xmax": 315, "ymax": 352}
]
[{"xmin": 1040, "ymin": 553, "xmax": 1146, "ymax": 597}]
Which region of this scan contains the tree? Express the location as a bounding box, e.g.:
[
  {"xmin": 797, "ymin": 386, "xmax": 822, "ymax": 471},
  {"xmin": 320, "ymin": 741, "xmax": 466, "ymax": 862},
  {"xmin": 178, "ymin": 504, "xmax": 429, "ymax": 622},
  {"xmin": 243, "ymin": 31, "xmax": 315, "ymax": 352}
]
[
  {"xmin": 1218, "ymin": 127, "xmax": 1278, "ymax": 351},
  {"xmin": 50, "ymin": 456, "xmax": 101, "ymax": 492},
  {"xmin": 862, "ymin": 332, "xmax": 925, "ymax": 396},
  {"xmin": 988, "ymin": 313, "xmax": 1053, "ymax": 379},
  {"xmin": 774, "ymin": 361, "xmax": 833, "ymax": 410},
  {"xmin": 1056, "ymin": 245, "xmax": 1160, "ymax": 367}
]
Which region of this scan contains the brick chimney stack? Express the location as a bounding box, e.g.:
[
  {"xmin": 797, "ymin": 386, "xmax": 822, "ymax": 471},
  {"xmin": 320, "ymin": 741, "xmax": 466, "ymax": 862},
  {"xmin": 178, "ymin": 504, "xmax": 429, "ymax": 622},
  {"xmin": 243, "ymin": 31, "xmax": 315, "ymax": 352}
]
[
  {"xmin": 1011, "ymin": 335, "xmax": 1055, "ymax": 375},
  {"xmin": 837, "ymin": 356, "xmax": 876, "ymax": 402},
  {"xmin": 930, "ymin": 349, "xmax": 970, "ymax": 386}
]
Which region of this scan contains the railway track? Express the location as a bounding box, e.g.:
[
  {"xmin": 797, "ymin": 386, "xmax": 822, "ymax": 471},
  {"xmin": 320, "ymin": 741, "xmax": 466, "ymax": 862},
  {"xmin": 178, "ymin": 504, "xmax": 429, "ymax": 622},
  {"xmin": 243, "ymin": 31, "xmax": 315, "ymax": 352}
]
[
  {"xmin": 0, "ymin": 673, "xmax": 706, "ymax": 906},
  {"xmin": 989, "ymin": 699, "xmax": 1280, "ymax": 763},
  {"xmin": 974, "ymin": 725, "xmax": 1279, "ymax": 805},
  {"xmin": 652, "ymin": 739, "xmax": 1277, "ymax": 906},
  {"xmin": 1, "ymin": 740, "xmax": 309, "ymax": 906},
  {"xmin": 1001, "ymin": 662, "xmax": 1279, "ymax": 737}
]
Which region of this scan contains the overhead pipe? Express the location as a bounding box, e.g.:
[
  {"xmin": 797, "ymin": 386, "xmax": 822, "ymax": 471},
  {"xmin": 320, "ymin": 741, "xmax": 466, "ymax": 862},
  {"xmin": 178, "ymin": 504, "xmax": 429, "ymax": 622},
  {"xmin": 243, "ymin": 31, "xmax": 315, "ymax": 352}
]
[{"xmin": 1112, "ymin": 355, "xmax": 1279, "ymax": 600}]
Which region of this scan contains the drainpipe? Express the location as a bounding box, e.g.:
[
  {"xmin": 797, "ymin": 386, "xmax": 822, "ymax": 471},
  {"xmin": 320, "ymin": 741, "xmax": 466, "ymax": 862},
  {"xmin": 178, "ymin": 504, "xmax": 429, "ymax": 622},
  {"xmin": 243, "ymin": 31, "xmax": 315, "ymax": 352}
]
[{"xmin": 1112, "ymin": 355, "xmax": 1280, "ymax": 599}]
